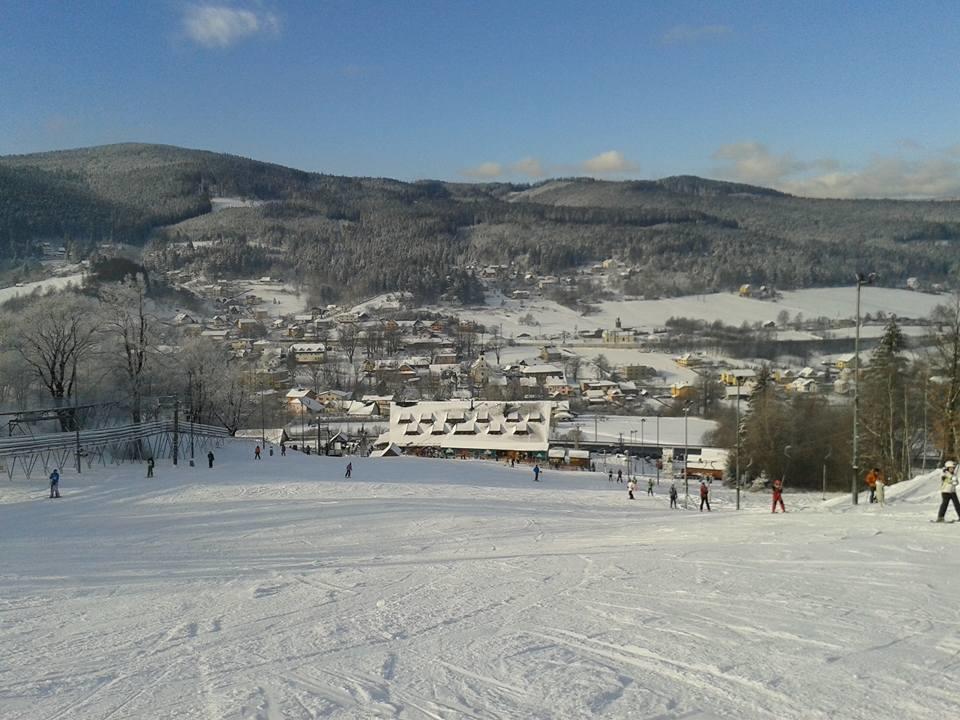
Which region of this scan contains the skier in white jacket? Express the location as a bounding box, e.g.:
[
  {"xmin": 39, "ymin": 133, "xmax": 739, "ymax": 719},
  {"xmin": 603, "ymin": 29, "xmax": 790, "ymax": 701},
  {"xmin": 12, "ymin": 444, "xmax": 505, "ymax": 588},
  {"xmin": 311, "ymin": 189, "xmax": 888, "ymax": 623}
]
[{"xmin": 935, "ymin": 461, "xmax": 960, "ymax": 522}]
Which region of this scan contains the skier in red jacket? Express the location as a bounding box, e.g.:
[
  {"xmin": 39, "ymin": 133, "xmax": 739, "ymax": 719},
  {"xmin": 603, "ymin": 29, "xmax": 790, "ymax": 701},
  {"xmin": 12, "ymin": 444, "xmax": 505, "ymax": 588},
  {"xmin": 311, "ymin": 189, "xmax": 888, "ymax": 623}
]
[{"xmin": 772, "ymin": 478, "xmax": 786, "ymax": 513}]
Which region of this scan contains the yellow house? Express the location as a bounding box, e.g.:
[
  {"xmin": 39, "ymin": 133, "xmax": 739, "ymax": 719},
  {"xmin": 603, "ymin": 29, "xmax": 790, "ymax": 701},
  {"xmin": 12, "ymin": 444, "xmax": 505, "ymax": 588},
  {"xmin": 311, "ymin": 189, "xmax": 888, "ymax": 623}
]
[
  {"xmin": 675, "ymin": 353, "xmax": 702, "ymax": 368},
  {"xmin": 671, "ymin": 382, "xmax": 696, "ymax": 399},
  {"xmin": 720, "ymin": 368, "xmax": 756, "ymax": 386},
  {"xmin": 834, "ymin": 353, "xmax": 857, "ymax": 370}
]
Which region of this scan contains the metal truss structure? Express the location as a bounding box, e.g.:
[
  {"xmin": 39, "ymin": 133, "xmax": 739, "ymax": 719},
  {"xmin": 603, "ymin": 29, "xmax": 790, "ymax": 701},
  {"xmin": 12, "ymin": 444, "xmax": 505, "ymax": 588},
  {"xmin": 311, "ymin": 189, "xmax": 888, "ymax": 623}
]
[{"xmin": 0, "ymin": 420, "xmax": 230, "ymax": 479}]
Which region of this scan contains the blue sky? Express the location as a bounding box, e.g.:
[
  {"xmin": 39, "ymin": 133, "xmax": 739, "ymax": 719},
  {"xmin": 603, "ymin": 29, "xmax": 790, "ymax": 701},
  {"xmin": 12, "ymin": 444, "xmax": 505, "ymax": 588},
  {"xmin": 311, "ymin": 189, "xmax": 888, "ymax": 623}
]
[{"xmin": 1, "ymin": 1, "xmax": 959, "ymax": 197}]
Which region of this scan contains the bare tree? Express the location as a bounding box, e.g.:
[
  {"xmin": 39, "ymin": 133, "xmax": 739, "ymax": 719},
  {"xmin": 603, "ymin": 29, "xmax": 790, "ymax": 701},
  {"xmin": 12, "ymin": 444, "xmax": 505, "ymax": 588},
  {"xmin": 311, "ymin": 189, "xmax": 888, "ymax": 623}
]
[
  {"xmin": 930, "ymin": 295, "xmax": 960, "ymax": 457},
  {"xmin": 0, "ymin": 350, "xmax": 35, "ymax": 410},
  {"xmin": 338, "ymin": 323, "xmax": 359, "ymax": 364},
  {"xmin": 212, "ymin": 362, "xmax": 254, "ymax": 435},
  {"xmin": 100, "ymin": 275, "xmax": 154, "ymax": 423},
  {"xmin": 4, "ymin": 293, "xmax": 99, "ymax": 429},
  {"xmin": 179, "ymin": 337, "xmax": 227, "ymax": 425}
]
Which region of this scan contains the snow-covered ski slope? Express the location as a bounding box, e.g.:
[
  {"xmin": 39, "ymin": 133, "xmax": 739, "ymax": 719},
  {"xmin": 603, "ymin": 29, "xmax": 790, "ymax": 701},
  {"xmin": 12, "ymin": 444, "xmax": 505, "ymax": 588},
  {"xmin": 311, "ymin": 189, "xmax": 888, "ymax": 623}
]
[{"xmin": 2, "ymin": 445, "xmax": 959, "ymax": 720}]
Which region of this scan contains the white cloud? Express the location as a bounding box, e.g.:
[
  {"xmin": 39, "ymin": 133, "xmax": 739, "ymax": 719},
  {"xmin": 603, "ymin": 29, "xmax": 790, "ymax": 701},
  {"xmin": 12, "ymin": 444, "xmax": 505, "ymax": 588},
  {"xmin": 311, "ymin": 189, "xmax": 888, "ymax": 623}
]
[
  {"xmin": 461, "ymin": 162, "xmax": 503, "ymax": 179},
  {"xmin": 712, "ymin": 141, "xmax": 807, "ymax": 186},
  {"xmin": 582, "ymin": 150, "xmax": 638, "ymax": 175},
  {"xmin": 511, "ymin": 157, "xmax": 545, "ymax": 178},
  {"xmin": 183, "ymin": 4, "xmax": 280, "ymax": 48},
  {"xmin": 711, "ymin": 140, "xmax": 960, "ymax": 199},
  {"xmin": 785, "ymin": 155, "xmax": 960, "ymax": 199},
  {"xmin": 662, "ymin": 24, "xmax": 732, "ymax": 45}
]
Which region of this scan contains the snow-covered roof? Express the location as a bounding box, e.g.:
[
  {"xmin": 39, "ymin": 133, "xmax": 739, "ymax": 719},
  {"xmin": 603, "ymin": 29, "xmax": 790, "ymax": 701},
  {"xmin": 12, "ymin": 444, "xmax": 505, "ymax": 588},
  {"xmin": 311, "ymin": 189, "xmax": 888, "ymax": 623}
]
[
  {"xmin": 286, "ymin": 387, "xmax": 313, "ymax": 399},
  {"xmin": 388, "ymin": 401, "xmax": 551, "ymax": 452},
  {"xmin": 290, "ymin": 343, "xmax": 326, "ymax": 353}
]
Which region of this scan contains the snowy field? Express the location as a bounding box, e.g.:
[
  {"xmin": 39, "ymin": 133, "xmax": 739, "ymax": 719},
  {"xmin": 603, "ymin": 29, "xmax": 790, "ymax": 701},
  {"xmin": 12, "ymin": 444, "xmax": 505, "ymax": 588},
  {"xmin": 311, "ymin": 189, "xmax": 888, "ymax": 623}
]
[
  {"xmin": 2, "ymin": 445, "xmax": 959, "ymax": 720},
  {"xmin": 0, "ymin": 272, "xmax": 84, "ymax": 305},
  {"xmin": 444, "ymin": 287, "xmax": 950, "ymax": 340}
]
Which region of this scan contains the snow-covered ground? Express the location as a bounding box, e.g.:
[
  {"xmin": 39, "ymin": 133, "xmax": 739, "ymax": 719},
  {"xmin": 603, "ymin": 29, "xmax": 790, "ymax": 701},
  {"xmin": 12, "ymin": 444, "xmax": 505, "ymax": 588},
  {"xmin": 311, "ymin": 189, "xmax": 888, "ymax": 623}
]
[
  {"xmin": 445, "ymin": 287, "xmax": 949, "ymax": 340},
  {"xmin": 241, "ymin": 281, "xmax": 307, "ymax": 319},
  {"xmin": 2, "ymin": 444, "xmax": 958, "ymax": 720},
  {"xmin": 211, "ymin": 197, "xmax": 266, "ymax": 213},
  {"xmin": 0, "ymin": 272, "xmax": 84, "ymax": 304}
]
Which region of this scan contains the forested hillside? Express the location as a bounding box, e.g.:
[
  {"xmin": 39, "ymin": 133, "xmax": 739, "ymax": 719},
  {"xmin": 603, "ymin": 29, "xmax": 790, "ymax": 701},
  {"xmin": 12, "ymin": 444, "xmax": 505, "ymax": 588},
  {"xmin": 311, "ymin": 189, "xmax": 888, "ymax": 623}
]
[{"xmin": 3, "ymin": 143, "xmax": 960, "ymax": 302}]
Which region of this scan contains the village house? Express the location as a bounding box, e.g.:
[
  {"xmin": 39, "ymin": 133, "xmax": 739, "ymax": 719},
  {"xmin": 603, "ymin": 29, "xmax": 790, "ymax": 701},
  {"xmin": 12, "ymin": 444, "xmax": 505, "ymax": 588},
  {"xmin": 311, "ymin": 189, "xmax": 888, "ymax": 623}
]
[
  {"xmin": 834, "ymin": 353, "xmax": 858, "ymax": 371},
  {"xmin": 288, "ymin": 343, "xmax": 326, "ymax": 364},
  {"xmin": 285, "ymin": 387, "xmax": 318, "ymax": 412},
  {"xmin": 720, "ymin": 368, "xmax": 757, "ymax": 386},
  {"xmin": 174, "ymin": 312, "xmax": 197, "ymax": 325},
  {"xmin": 433, "ymin": 348, "xmax": 459, "ymax": 365},
  {"xmin": 544, "ymin": 376, "xmax": 573, "ymax": 397},
  {"xmin": 539, "ymin": 345, "xmax": 563, "ymax": 363},
  {"xmin": 787, "ymin": 377, "xmax": 818, "ymax": 394},
  {"xmin": 237, "ymin": 318, "xmax": 266, "ymax": 337},
  {"xmin": 602, "ymin": 328, "xmax": 637, "ymax": 346},
  {"xmin": 316, "ymin": 389, "xmax": 351, "ymax": 411},
  {"xmin": 675, "ymin": 353, "xmax": 703, "ymax": 368},
  {"xmin": 671, "ymin": 381, "xmax": 696, "ymax": 399},
  {"xmin": 361, "ymin": 395, "xmax": 394, "ymax": 415},
  {"xmin": 520, "ymin": 364, "xmax": 564, "ymax": 384}
]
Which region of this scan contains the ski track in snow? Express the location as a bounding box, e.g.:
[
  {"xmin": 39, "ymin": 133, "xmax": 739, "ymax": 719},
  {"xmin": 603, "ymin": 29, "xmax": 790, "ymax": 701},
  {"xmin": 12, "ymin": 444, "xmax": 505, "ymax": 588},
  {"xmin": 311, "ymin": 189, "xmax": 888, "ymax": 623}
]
[{"xmin": 1, "ymin": 447, "xmax": 959, "ymax": 719}]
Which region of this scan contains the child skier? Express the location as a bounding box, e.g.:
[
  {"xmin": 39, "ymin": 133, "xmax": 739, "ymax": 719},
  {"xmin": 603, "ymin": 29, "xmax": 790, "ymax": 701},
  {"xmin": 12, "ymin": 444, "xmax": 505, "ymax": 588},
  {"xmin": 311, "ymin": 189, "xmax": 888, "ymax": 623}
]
[
  {"xmin": 699, "ymin": 480, "xmax": 711, "ymax": 512},
  {"xmin": 254, "ymin": 445, "xmax": 262, "ymax": 460},
  {"xmin": 669, "ymin": 484, "xmax": 678, "ymax": 509},
  {"xmin": 647, "ymin": 477, "xmax": 654, "ymax": 496},
  {"xmin": 146, "ymin": 457, "xmax": 155, "ymax": 478},
  {"xmin": 627, "ymin": 479, "xmax": 636, "ymax": 500},
  {"xmin": 207, "ymin": 451, "xmax": 215, "ymax": 469},
  {"xmin": 49, "ymin": 468, "xmax": 60, "ymax": 498},
  {"xmin": 772, "ymin": 477, "xmax": 786, "ymax": 513},
  {"xmin": 345, "ymin": 462, "xmax": 352, "ymax": 478},
  {"xmin": 533, "ymin": 464, "xmax": 541, "ymax": 482}
]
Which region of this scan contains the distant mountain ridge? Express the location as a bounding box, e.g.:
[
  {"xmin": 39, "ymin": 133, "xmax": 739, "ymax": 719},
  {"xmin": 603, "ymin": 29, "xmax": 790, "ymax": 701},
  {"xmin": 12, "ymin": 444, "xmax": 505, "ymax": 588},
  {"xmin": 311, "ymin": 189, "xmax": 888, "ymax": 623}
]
[{"xmin": 2, "ymin": 143, "xmax": 960, "ymax": 302}]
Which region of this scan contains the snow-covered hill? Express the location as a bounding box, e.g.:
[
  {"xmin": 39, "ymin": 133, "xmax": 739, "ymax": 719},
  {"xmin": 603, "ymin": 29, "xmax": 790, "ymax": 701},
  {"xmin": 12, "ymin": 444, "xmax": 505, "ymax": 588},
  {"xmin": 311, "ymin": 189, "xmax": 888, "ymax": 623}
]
[{"xmin": 1, "ymin": 445, "xmax": 958, "ymax": 719}]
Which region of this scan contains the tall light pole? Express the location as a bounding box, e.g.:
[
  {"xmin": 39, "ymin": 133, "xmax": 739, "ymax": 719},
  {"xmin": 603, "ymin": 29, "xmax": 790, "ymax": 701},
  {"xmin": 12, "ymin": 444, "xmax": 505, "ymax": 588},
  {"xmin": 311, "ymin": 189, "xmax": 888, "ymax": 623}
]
[
  {"xmin": 640, "ymin": 418, "xmax": 646, "ymax": 476},
  {"xmin": 683, "ymin": 405, "xmax": 690, "ymax": 509},
  {"xmin": 852, "ymin": 272, "xmax": 876, "ymax": 504},
  {"xmin": 735, "ymin": 378, "xmax": 742, "ymax": 510},
  {"xmin": 260, "ymin": 379, "xmax": 266, "ymax": 451},
  {"xmin": 922, "ymin": 376, "xmax": 929, "ymax": 473}
]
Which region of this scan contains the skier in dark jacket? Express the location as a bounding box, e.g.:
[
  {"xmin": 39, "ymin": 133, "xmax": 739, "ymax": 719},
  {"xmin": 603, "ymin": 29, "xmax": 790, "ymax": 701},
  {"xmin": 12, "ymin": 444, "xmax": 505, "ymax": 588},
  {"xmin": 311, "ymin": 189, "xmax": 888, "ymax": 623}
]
[
  {"xmin": 146, "ymin": 457, "xmax": 155, "ymax": 478},
  {"xmin": 345, "ymin": 462, "xmax": 352, "ymax": 478},
  {"xmin": 49, "ymin": 469, "xmax": 61, "ymax": 498},
  {"xmin": 669, "ymin": 484, "xmax": 678, "ymax": 509},
  {"xmin": 254, "ymin": 445, "xmax": 261, "ymax": 460},
  {"xmin": 207, "ymin": 451, "xmax": 215, "ymax": 469},
  {"xmin": 533, "ymin": 464, "xmax": 541, "ymax": 482}
]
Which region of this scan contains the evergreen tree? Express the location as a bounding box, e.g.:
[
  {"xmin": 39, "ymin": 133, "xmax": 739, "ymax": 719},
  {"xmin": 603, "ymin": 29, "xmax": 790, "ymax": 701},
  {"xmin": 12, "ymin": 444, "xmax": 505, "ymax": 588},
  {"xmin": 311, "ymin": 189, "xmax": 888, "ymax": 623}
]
[{"xmin": 860, "ymin": 318, "xmax": 909, "ymax": 480}]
